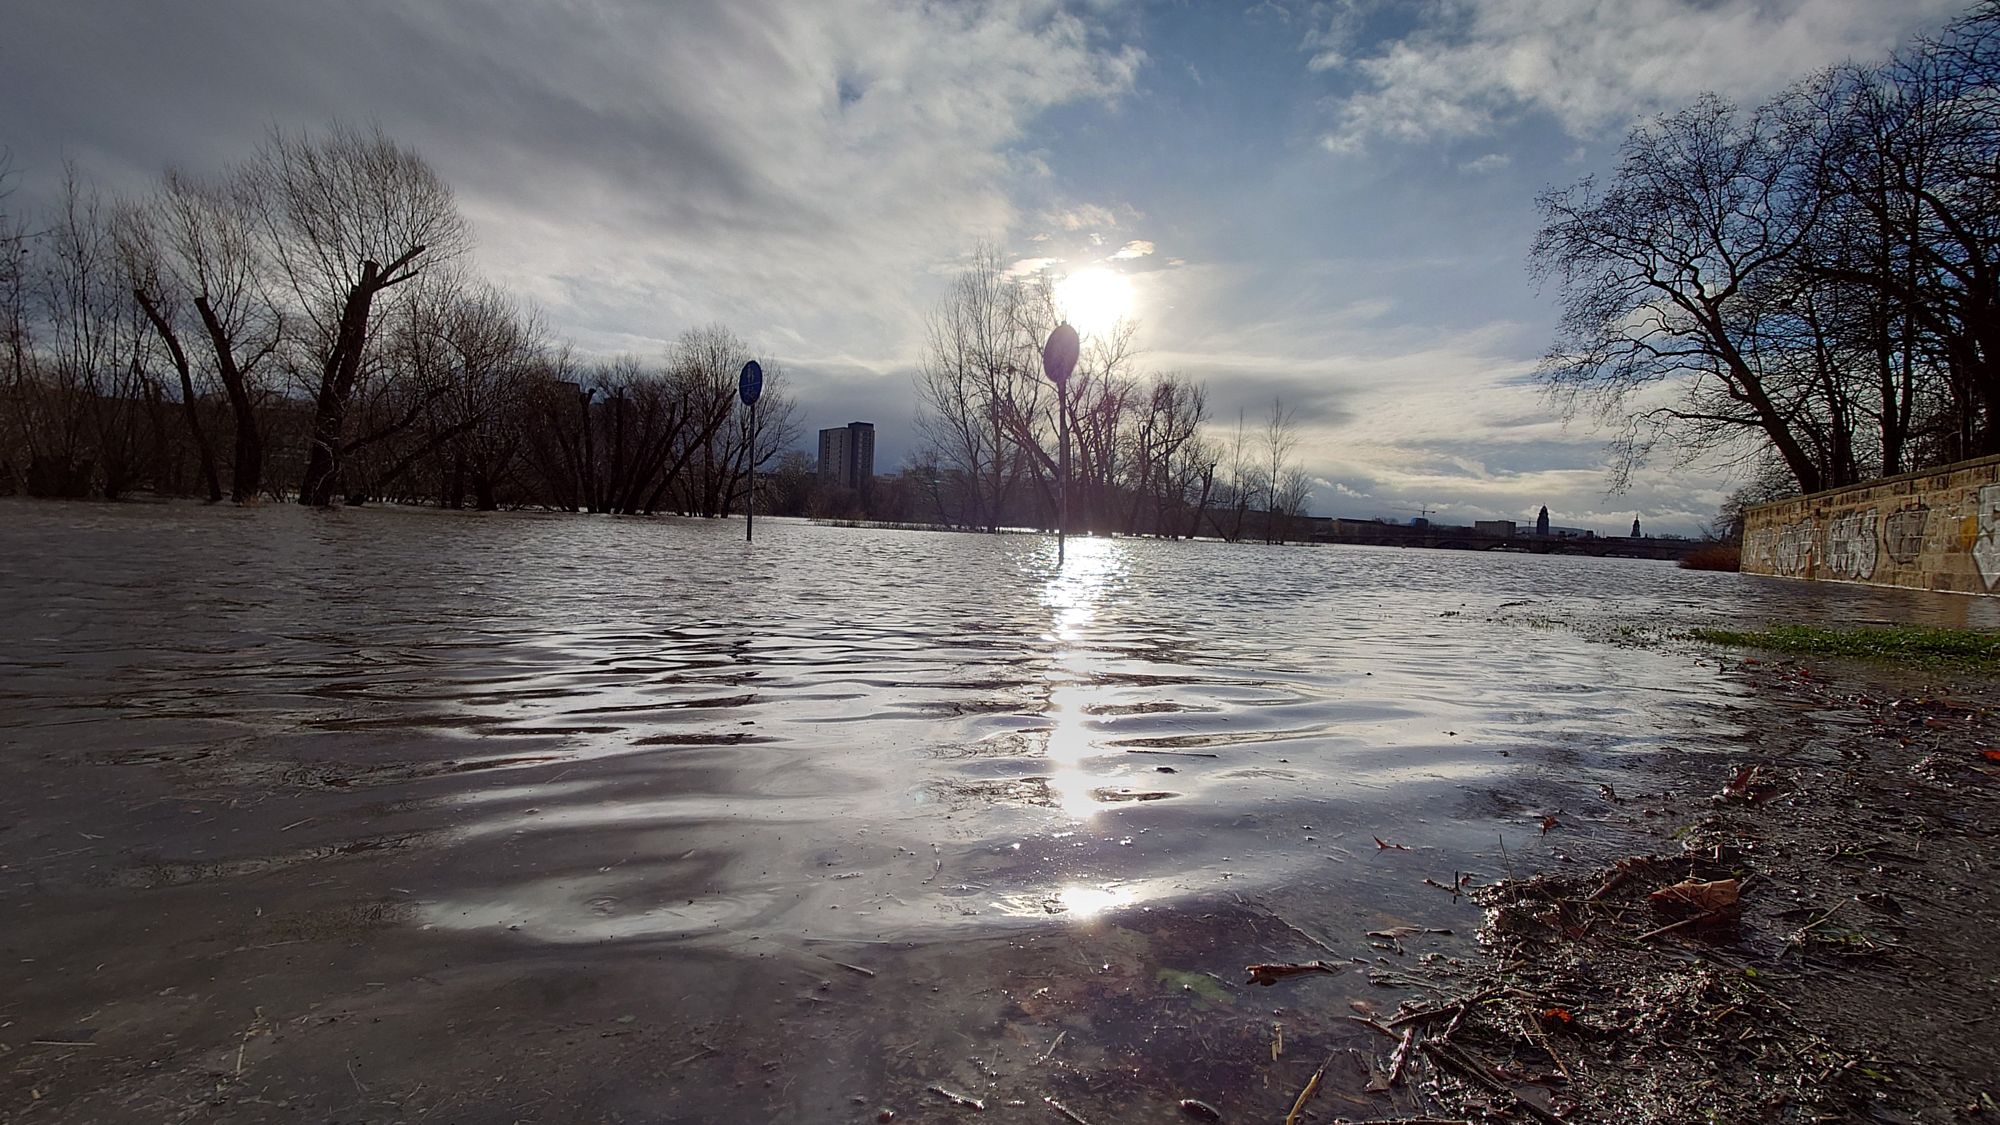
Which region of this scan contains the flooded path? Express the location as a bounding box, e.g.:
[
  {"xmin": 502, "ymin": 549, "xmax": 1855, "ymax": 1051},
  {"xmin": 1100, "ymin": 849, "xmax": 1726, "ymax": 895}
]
[{"xmin": 3, "ymin": 500, "xmax": 1994, "ymax": 1122}]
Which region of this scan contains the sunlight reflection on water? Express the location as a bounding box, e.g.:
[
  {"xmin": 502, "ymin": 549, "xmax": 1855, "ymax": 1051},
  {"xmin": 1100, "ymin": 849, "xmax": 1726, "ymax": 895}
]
[{"xmin": 7, "ymin": 501, "xmax": 1999, "ymax": 951}]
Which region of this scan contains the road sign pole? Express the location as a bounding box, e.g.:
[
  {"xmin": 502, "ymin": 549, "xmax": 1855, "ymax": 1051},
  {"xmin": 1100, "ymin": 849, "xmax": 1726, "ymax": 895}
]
[
  {"xmin": 737, "ymin": 359, "xmax": 764, "ymax": 544},
  {"xmin": 1041, "ymin": 323, "xmax": 1080, "ymax": 569},
  {"xmin": 1057, "ymin": 383, "xmax": 1068, "ymax": 567}
]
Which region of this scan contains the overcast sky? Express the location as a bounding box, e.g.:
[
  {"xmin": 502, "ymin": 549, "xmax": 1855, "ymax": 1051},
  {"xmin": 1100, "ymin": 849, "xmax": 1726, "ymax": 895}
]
[{"xmin": 2, "ymin": 0, "xmax": 1972, "ymax": 534}]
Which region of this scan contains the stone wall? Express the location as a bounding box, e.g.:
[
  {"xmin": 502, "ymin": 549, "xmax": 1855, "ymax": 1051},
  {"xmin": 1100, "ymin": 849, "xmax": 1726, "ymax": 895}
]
[{"xmin": 1741, "ymin": 453, "xmax": 2000, "ymax": 595}]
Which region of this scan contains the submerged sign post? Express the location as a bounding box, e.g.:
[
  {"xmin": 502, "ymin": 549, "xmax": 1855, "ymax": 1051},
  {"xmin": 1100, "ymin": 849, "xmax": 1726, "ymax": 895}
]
[
  {"xmin": 739, "ymin": 360, "xmax": 763, "ymax": 543},
  {"xmin": 1042, "ymin": 324, "xmax": 1080, "ymax": 566}
]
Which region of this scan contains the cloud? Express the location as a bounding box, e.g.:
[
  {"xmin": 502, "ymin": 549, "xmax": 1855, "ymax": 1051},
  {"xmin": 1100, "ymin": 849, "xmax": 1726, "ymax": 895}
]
[
  {"xmin": 0, "ymin": 0, "xmax": 1146, "ymax": 368},
  {"xmin": 1315, "ymin": 0, "xmax": 1965, "ymax": 150},
  {"xmin": 1108, "ymin": 239, "xmax": 1155, "ymax": 260},
  {"xmin": 1458, "ymin": 152, "xmax": 1511, "ymax": 174},
  {"xmin": 1007, "ymin": 256, "xmax": 1063, "ymax": 277},
  {"xmin": 1044, "ymin": 202, "xmax": 1125, "ymax": 232}
]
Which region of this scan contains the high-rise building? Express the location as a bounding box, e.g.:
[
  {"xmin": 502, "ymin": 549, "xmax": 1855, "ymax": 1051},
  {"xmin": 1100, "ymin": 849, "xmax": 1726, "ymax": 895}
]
[{"xmin": 817, "ymin": 422, "xmax": 876, "ymax": 495}]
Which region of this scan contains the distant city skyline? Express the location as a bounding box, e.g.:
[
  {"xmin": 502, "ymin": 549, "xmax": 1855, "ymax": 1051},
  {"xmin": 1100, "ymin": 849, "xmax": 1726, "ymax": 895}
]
[{"xmin": 1, "ymin": 0, "xmax": 1972, "ymax": 536}]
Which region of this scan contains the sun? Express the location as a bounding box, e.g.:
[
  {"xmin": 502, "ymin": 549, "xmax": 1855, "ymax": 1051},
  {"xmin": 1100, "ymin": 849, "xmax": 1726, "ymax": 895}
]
[{"xmin": 1053, "ymin": 268, "xmax": 1134, "ymax": 340}]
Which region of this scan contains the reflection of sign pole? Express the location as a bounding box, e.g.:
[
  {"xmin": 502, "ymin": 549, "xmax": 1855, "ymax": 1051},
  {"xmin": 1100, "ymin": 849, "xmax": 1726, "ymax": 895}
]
[
  {"xmin": 1042, "ymin": 324, "xmax": 1080, "ymax": 566},
  {"xmin": 739, "ymin": 360, "xmax": 764, "ymax": 543}
]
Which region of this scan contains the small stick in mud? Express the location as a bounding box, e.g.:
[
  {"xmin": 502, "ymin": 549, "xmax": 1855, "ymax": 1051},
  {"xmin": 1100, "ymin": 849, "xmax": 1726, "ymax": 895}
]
[
  {"xmin": 1044, "ymin": 1096, "xmax": 1092, "ymax": 1124},
  {"xmin": 1271, "ymin": 914, "xmax": 1339, "ymax": 954},
  {"xmin": 1124, "ymin": 749, "xmax": 1220, "ymax": 759},
  {"xmin": 1036, "ymin": 1030, "xmax": 1066, "ymax": 1064},
  {"xmin": 1634, "ymin": 908, "xmax": 1731, "ymax": 942},
  {"xmin": 1246, "ymin": 960, "xmax": 1343, "ymax": 985},
  {"xmin": 824, "ymin": 958, "xmax": 876, "ymax": 978},
  {"xmin": 667, "ymin": 1044, "xmax": 718, "ymax": 1069},
  {"xmin": 1282, "ymin": 1051, "xmax": 1337, "ymax": 1125},
  {"xmin": 1420, "ymin": 1041, "xmax": 1565, "ymax": 1125},
  {"xmin": 1526, "ymin": 1017, "xmax": 1573, "ymax": 1082},
  {"xmin": 928, "ymin": 1084, "xmax": 986, "ymax": 1110},
  {"xmin": 1346, "ymin": 1014, "xmax": 1401, "ymax": 1041},
  {"xmin": 1368, "ymin": 1027, "xmax": 1417, "ymax": 1092},
  {"xmin": 1389, "ymin": 987, "xmax": 1501, "ymax": 1029},
  {"xmin": 1334, "ymin": 1118, "xmax": 1475, "ymax": 1124}
]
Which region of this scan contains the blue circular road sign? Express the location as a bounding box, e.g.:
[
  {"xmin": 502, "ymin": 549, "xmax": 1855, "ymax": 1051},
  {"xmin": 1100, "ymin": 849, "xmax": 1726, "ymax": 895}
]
[{"xmin": 739, "ymin": 360, "xmax": 764, "ymax": 406}]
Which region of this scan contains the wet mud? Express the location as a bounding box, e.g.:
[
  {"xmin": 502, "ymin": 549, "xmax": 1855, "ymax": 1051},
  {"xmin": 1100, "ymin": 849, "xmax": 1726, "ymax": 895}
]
[{"xmin": 1, "ymin": 500, "xmax": 1996, "ymax": 1122}]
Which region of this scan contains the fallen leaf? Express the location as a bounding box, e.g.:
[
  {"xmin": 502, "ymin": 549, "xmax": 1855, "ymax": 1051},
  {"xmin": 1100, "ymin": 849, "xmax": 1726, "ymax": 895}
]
[
  {"xmin": 1648, "ymin": 878, "xmax": 1741, "ymax": 913},
  {"xmin": 1539, "ymin": 815, "xmax": 1560, "ymax": 834},
  {"xmin": 1981, "ymin": 749, "xmax": 2000, "ymax": 762},
  {"xmin": 1373, "ymin": 836, "xmax": 1410, "ymax": 851},
  {"xmin": 1541, "ymin": 1008, "xmax": 1575, "ymax": 1024}
]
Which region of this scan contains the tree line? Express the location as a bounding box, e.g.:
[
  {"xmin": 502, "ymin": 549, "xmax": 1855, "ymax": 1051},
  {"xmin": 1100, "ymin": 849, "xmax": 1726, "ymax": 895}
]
[
  {"xmin": 0, "ymin": 123, "xmax": 796, "ymax": 513},
  {"xmin": 1535, "ymin": 0, "xmax": 2000, "ymax": 503},
  {"xmin": 910, "ymin": 248, "xmax": 1314, "ymax": 542}
]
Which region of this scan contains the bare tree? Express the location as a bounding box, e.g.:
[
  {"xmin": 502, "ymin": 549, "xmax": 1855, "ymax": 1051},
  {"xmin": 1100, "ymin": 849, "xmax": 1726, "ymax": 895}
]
[
  {"xmin": 1124, "ymin": 372, "xmax": 1208, "ymax": 535},
  {"xmin": 1260, "ymin": 396, "xmax": 1303, "ymax": 542},
  {"xmin": 129, "ymin": 169, "xmax": 281, "ymax": 501},
  {"xmin": 915, "ymin": 245, "xmax": 1042, "ymax": 531},
  {"xmin": 1533, "ymin": 94, "xmax": 1830, "ymax": 494},
  {"xmin": 249, "ymin": 123, "xmax": 470, "ymax": 505}
]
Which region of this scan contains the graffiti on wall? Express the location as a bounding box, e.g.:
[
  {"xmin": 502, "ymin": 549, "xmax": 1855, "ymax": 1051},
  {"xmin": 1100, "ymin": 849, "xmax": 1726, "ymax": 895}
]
[
  {"xmin": 1772, "ymin": 519, "xmax": 1817, "ymax": 576},
  {"xmin": 1975, "ymin": 485, "xmax": 2000, "ymax": 590},
  {"xmin": 1742, "ymin": 526, "xmax": 1775, "ymax": 572},
  {"xmin": 1883, "ymin": 507, "xmax": 1929, "ymax": 565},
  {"xmin": 1823, "ymin": 510, "xmax": 1879, "ymax": 580}
]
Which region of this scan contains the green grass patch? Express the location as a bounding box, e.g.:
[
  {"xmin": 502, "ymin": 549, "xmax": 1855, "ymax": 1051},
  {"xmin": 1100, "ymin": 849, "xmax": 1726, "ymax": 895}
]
[{"xmin": 1690, "ymin": 624, "xmax": 2000, "ymax": 668}]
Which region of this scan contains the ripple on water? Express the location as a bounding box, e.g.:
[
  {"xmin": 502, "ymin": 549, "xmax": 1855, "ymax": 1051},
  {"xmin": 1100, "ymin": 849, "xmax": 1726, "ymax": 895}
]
[{"xmin": 6, "ymin": 501, "xmax": 1991, "ymax": 950}]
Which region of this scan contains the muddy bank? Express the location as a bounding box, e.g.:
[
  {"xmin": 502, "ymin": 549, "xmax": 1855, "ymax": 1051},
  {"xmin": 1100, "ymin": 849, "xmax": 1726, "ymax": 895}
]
[{"xmin": 1351, "ymin": 654, "xmax": 2000, "ymax": 1125}]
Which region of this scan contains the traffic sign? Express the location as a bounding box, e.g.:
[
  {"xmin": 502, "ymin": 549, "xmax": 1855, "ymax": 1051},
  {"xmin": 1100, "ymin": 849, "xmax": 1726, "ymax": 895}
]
[{"xmin": 739, "ymin": 360, "xmax": 764, "ymax": 406}]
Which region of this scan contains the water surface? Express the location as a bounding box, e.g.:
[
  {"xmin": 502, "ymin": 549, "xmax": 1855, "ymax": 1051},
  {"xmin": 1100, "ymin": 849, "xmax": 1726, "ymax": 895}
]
[{"xmin": 1, "ymin": 500, "xmax": 1987, "ymax": 1122}]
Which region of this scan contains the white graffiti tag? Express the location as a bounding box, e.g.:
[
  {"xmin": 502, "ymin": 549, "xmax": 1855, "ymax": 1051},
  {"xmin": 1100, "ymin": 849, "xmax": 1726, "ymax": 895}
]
[
  {"xmin": 1772, "ymin": 520, "xmax": 1816, "ymax": 576},
  {"xmin": 1743, "ymin": 527, "xmax": 1776, "ymax": 571},
  {"xmin": 1823, "ymin": 510, "xmax": 1879, "ymax": 580},
  {"xmin": 1975, "ymin": 485, "xmax": 2000, "ymax": 590}
]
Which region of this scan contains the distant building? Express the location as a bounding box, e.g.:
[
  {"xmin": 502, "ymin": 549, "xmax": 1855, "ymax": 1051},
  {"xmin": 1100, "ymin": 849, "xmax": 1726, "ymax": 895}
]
[
  {"xmin": 1474, "ymin": 519, "xmax": 1516, "ymax": 537},
  {"xmin": 1536, "ymin": 506, "xmax": 1550, "ymax": 536},
  {"xmin": 1631, "ymin": 517, "xmax": 1642, "ymax": 538},
  {"xmin": 817, "ymin": 422, "xmax": 876, "ymax": 496}
]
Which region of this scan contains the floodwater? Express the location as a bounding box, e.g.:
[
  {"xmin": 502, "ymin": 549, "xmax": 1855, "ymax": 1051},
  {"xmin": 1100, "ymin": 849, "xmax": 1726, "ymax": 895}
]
[{"xmin": 1, "ymin": 500, "xmax": 1993, "ymax": 1123}]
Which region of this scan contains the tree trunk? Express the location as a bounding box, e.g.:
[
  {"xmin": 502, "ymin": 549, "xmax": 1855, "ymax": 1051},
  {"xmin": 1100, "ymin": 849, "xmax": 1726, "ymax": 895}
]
[
  {"xmin": 195, "ymin": 295, "xmax": 265, "ymax": 501},
  {"xmin": 134, "ymin": 289, "xmax": 222, "ymax": 502},
  {"xmin": 299, "ymin": 259, "xmax": 382, "ymax": 506}
]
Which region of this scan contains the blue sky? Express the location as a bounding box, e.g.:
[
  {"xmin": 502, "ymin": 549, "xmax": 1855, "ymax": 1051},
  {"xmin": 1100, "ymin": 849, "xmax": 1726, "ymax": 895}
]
[{"xmin": 1, "ymin": 0, "xmax": 1972, "ymax": 534}]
